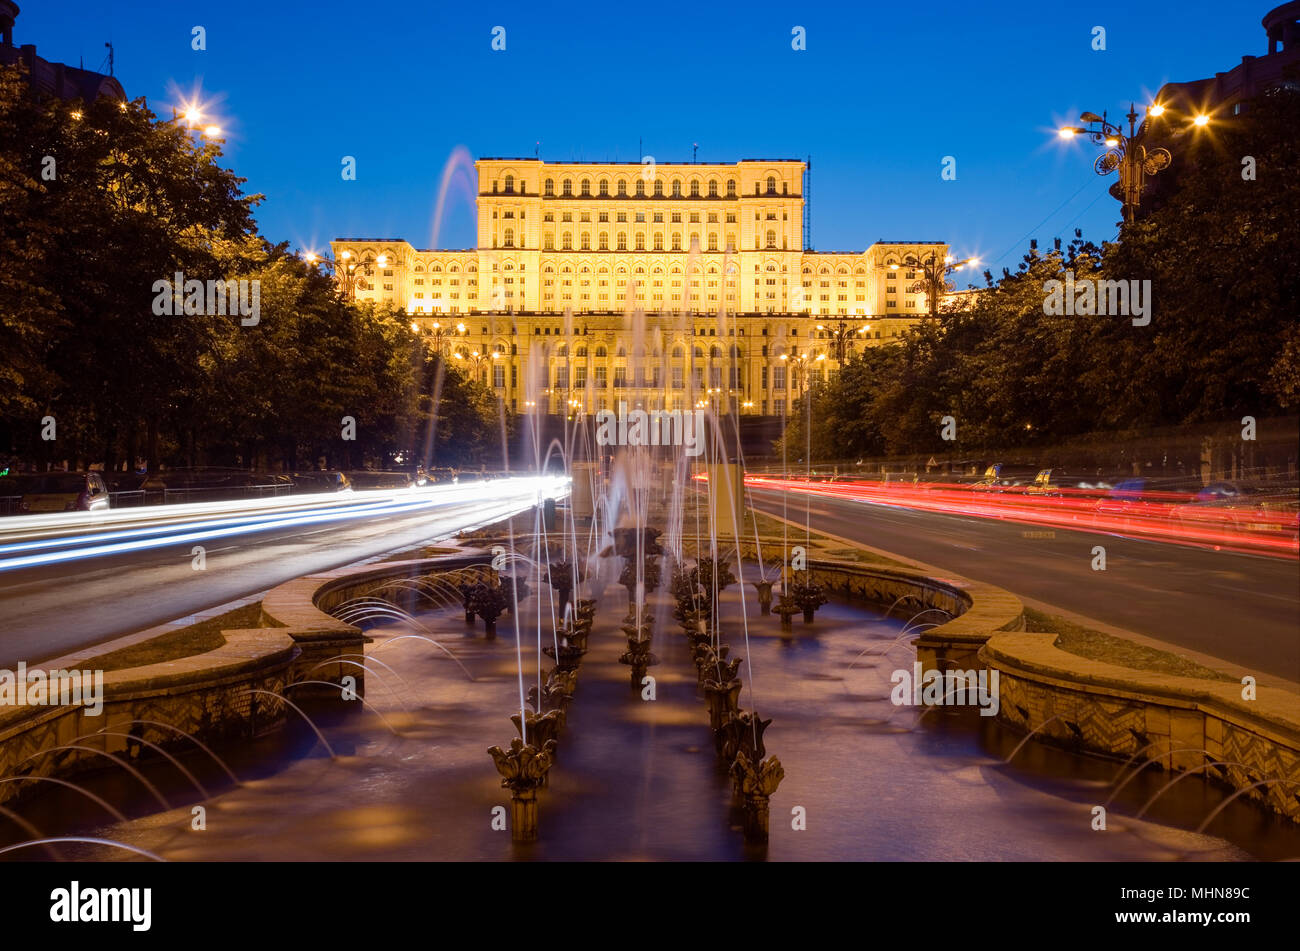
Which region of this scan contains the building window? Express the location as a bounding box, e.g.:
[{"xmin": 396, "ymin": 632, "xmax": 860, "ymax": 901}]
[
  {"xmin": 598, "ymin": 231, "xmax": 609, "ymax": 251},
  {"xmin": 672, "ymin": 181, "xmax": 682, "ymax": 197},
  {"xmin": 504, "ymin": 174, "xmax": 514, "ymax": 194},
  {"xmin": 636, "ymin": 233, "xmax": 646, "ymax": 251},
  {"xmin": 766, "ymin": 230, "xmax": 777, "ymax": 249},
  {"xmin": 726, "ymin": 179, "xmax": 736, "ymax": 197},
  {"xmin": 562, "ymin": 232, "xmax": 572, "ymax": 250},
  {"xmin": 672, "ymin": 232, "xmax": 682, "ymax": 251},
  {"xmin": 635, "ymin": 180, "xmax": 645, "ymax": 197},
  {"xmin": 581, "ymin": 233, "xmax": 591, "ymax": 250},
  {"xmin": 617, "ymin": 180, "xmax": 627, "ymax": 196},
  {"xmin": 599, "ymin": 179, "xmax": 608, "ymax": 196},
  {"xmin": 654, "ymin": 180, "xmax": 664, "ymax": 197},
  {"xmin": 581, "ymin": 178, "xmax": 591, "ymax": 196},
  {"xmin": 544, "ymin": 178, "xmax": 554, "ymax": 196},
  {"xmin": 562, "ymin": 179, "xmax": 572, "ymax": 196},
  {"xmin": 503, "ymin": 227, "xmax": 514, "ymax": 248},
  {"xmin": 654, "ymin": 234, "xmax": 664, "ymax": 251}
]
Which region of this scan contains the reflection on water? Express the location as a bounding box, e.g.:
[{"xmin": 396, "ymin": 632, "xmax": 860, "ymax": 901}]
[{"xmin": 5, "ymin": 575, "xmax": 1296, "ymax": 861}]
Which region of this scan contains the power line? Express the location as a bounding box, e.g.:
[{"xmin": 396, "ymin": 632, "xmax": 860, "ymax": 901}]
[{"xmin": 990, "ymin": 175, "xmax": 1098, "ymax": 266}]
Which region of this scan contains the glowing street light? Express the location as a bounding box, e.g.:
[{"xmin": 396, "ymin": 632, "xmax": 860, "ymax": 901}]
[
  {"xmin": 889, "ymin": 253, "xmax": 980, "ymax": 319},
  {"xmin": 1053, "ymin": 101, "xmax": 1212, "ymax": 224}
]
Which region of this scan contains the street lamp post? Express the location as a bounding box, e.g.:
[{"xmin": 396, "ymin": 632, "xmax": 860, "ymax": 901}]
[
  {"xmin": 303, "ymin": 250, "xmax": 379, "ymax": 301},
  {"xmin": 1057, "ymin": 102, "xmax": 1204, "ymax": 225},
  {"xmin": 816, "ymin": 320, "xmax": 867, "ymax": 362},
  {"xmin": 888, "ymin": 253, "xmax": 979, "ymax": 320}
]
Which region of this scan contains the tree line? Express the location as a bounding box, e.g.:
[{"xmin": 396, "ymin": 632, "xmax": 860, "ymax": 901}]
[
  {"xmin": 779, "ymin": 87, "xmax": 1300, "ymax": 463},
  {"xmin": 0, "ymin": 65, "xmax": 505, "ymax": 474}
]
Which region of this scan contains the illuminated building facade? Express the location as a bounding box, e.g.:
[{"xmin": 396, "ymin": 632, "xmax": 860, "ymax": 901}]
[{"xmin": 332, "ymin": 158, "xmax": 945, "ymax": 416}]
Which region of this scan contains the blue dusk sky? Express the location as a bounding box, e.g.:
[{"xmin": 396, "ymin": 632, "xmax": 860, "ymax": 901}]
[{"xmin": 20, "ymin": 0, "xmax": 1269, "ymax": 280}]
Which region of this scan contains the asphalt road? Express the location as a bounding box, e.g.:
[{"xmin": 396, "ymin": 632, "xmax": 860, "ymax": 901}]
[
  {"xmin": 749, "ymin": 487, "xmax": 1300, "ymax": 682},
  {"xmin": 0, "ymin": 492, "xmax": 538, "ymax": 668}
]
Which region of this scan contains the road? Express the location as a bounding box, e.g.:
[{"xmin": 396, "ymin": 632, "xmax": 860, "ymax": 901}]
[
  {"xmin": 0, "ymin": 479, "xmax": 561, "ymax": 668},
  {"xmin": 748, "ymin": 486, "xmax": 1300, "ymax": 682}
]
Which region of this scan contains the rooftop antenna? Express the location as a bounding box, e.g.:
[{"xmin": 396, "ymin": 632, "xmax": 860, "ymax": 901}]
[
  {"xmin": 638, "ymin": 136, "xmax": 642, "ymax": 160},
  {"xmin": 534, "ymin": 140, "xmax": 539, "ymax": 159},
  {"xmin": 693, "ymin": 142, "xmax": 698, "ymax": 163},
  {"xmin": 104, "ymin": 41, "xmax": 114, "ymax": 76}
]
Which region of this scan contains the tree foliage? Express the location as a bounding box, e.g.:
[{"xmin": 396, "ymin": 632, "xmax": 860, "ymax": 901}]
[
  {"xmin": 0, "ymin": 65, "xmax": 501, "ymax": 473},
  {"xmin": 781, "ymin": 88, "xmax": 1300, "ymax": 459}
]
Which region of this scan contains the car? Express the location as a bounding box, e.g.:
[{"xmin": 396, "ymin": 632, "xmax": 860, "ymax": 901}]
[
  {"xmin": 1094, "ymin": 477, "xmax": 1198, "ymax": 526},
  {"xmin": 1176, "ymin": 481, "xmax": 1300, "ymax": 541},
  {"xmin": 0, "ymin": 471, "xmax": 111, "ymax": 514},
  {"xmin": 971, "ymin": 464, "xmax": 1038, "ymax": 493},
  {"xmin": 345, "ymin": 470, "xmax": 415, "ymax": 490},
  {"xmin": 1024, "ymin": 468, "xmax": 1114, "ymax": 498},
  {"xmin": 290, "ymin": 471, "xmax": 353, "ymax": 494}
]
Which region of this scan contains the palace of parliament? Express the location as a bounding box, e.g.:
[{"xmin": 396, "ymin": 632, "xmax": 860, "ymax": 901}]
[{"xmin": 331, "ymin": 157, "xmax": 946, "ymax": 418}]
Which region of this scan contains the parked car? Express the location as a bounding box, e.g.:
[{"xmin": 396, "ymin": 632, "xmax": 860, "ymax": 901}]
[
  {"xmin": 1024, "ymin": 468, "xmax": 1114, "ymax": 498},
  {"xmin": 0, "ymin": 471, "xmax": 111, "ymax": 514},
  {"xmin": 1175, "ymin": 481, "xmax": 1300, "ymax": 541},
  {"xmin": 345, "ymin": 470, "xmax": 415, "ymax": 490},
  {"xmin": 971, "ymin": 464, "xmax": 1038, "ymax": 493},
  {"xmin": 290, "ymin": 471, "xmax": 353, "ymax": 494},
  {"xmin": 1094, "ymin": 477, "xmax": 1198, "ymax": 524}
]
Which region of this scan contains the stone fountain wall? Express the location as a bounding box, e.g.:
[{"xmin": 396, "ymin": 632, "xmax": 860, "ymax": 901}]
[{"xmin": 0, "ymin": 628, "xmax": 297, "ymax": 808}]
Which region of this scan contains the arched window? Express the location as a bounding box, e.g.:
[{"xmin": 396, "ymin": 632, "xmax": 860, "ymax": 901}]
[
  {"xmin": 766, "ymin": 175, "xmax": 776, "ymax": 195},
  {"xmin": 690, "ymin": 180, "xmax": 700, "ymax": 197},
  {"xmin": 636, "ymin": 232, "xmax": 646, "ymax": 251},
  {"xmin": 710, "ymin": 346, "xmax": 721, "ymax": 358},
  {"xmin": 616, "ymin": 179, "xmax": 627, "ymax": 197},
  {"xmin": 671, "ymin": 180, "xmax": 682, "ymax": 197},
  {"xmin": 504, "ymin": 174, "xmax": 514, "ymax": 194},
  {"xmin": 708, "ymin": 179, "xmax": 718, "ymax": 197},
  {"xmin": 503, "ymin": 227, "xmax": 514, "ymax": 248},
  {"xmin": 562, "ymin": 232, "xmax": 572, "ymax": 250},
  {"xmin": 581, "ymin": 232, "xmax": 591, "ymax": 250},
  {"xmin": 595, "ymin": 345, "xmax": 607, "ymax": 358},
  {"xmin": 654, "ymin": 233, "xmax": 664, "ymax": 251},
  {"xmin": 689, "ymin": 232, "xmax": 699, "ymax": 249},
  {"xmin": 576, "ymin": 345, "xmax": 588, "ymax": 357},
  {"xmin": 708, "ymin": 233, "xmax": 718, "ymax": 251},
  {"xmin": 580, "ymin": 178, "xmax": 591, "ymax": 196},
  {"xmin": 672, "ymin": 232, "xmax": 682, "ymax": 251},
  {"xmin": 672, "ymin": 345, "xmax": 684, "ymax": 358},
  {"xmin": 598, "ymin": 179, "xmax": 608, "ymax": 196},
  {"xmin": 617, "ymin": 232, "xmax": 627, "ymax": 251},
  {"xmin": 562, "ymin": 178, "xmax": 573, "ymax": 196},
  {"xmin": 653, "ymin": 180, "xmax": 664, "ymax": 197},
  {"xmin": 726, "ymin": 179, "xmax": 736, "ymax": 197},
  {"xmin": 635, "ymin": 180, "xmax": 645, "ymax": 197},
  {"xmin": 766, "ymin": 230, "xmax": 777, "ymax": 249},
  {"xmin": 544, "ymin": 178, "xmax": 554, "ymax": 196}
]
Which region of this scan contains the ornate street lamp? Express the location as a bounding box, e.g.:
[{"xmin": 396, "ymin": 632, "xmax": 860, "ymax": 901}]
[
  {"xmin": 1058, "ymin": 102, "xmax": 1204, "ymax": 224},
  {"xmin": 816, "ymin": 320, "xmax": 867, "ymax": 362},
  {"xmin": 888, "ymin": 253, "xmax": 979, "ymax": 320},
  {"xmin": 303, "ymin": 250, "xmax": 378, "ymax": 301}
]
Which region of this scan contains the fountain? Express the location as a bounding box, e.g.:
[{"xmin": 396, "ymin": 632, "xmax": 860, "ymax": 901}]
[{"xmin": 487, "ymin": 737, "xmax": 557, "ymax": 842}]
